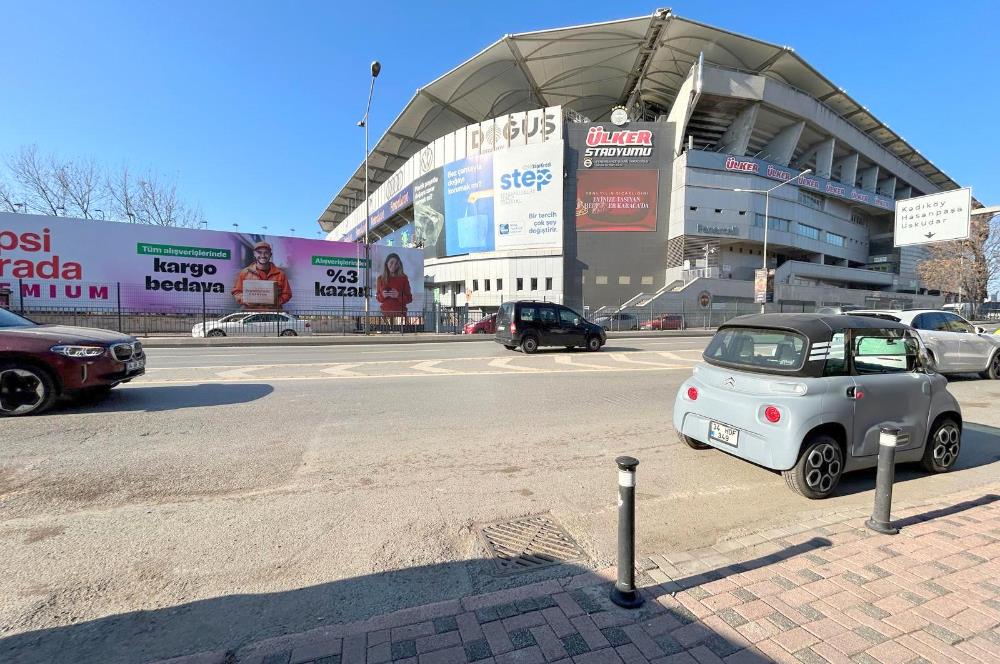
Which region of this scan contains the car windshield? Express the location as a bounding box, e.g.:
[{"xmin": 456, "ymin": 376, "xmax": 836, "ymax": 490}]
[
  {"xmin": 219, "ymin": 313, "xmax": 251, "ymax": 323},
  {"xmin": 704, "ymin": 326, "xmax": 808, "ymax": 372},
  {"xmin": 0, "ymin": 308, "xmax": 36, "ymax": 328}
]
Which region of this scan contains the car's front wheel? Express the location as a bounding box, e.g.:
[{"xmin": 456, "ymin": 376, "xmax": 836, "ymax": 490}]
[
  {"xmin": 521, "ymin": 335, "xmax": 539, "ymax": 354},
  {"xmin": 586, "ymin": 336, "xmax": 601, "ymax": 352},
  {"xmin": 0, "ymin": 363, "xmax": 58, "ymax": 417},
  {"xmin": 921, "ymin": 417, "xmax": 961, "ymax": 473},
  {"xmin": 280, "ymin": 329, "xmax": 298, "ymax": 337},
  {"xmin": 979, "ymin": 351, "xmax": 1000, "ymax": 380},
  {"xmin": 783, "ymin": 435, "xmax": 844, "ymax": 499}
]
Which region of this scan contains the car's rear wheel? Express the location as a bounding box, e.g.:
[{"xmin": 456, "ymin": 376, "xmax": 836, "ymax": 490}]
[
  {"xmin": 979, "ymin": 351, "xmax": 1000, "ymax": 380},
  {"xmin": 503, "ymin": 344, "xmax": 516, "ymax": 351},
  {"xmin": 280, "ymin": 329, "xmax": 298, "ymax": 337},
  {"xmin": 783, "ymin": 435, "xmax": 844, "ymax": 499},
  {"xmin": 207, "ymin": 329, "xmax": 226, "ymax": 337},
  {"xmin": 921, "ymin": 418, "xmax": 961, "ymax": 473},
  {"xmin": 521, "ymin": 335, "xmax": 539, "ymax": 354},
  {"xmin": 0, "ymin": 364, "xmax": 58, "ymax": 417},
  {"xmin": 586, "ymin": 336, "xmax": 601, "ymax": 352},
  {"xmin": 677, "ymin": 430, "xmax": 711, "ymax": 450}
]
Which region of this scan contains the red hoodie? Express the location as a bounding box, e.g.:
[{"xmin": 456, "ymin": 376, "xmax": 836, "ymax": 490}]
[{"xmin": 376, "ymin": 274, "xmax": 412, "ymax": 314}]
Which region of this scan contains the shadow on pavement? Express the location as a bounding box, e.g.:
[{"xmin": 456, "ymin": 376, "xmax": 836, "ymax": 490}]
[
  {"xmin": 53, "ymin": 383, "xmax": 274, "ymax": 414},
  {"xmin": 833, "ymin": 419, "xmax": 1000, "ymax": 498},
  {"xmin": 892, "ymin": 493, "xmax": 1000, "ymax": 529},
  {"xmin": 0, "ymin": 537, "xmax": 833, "ymax": 664}
]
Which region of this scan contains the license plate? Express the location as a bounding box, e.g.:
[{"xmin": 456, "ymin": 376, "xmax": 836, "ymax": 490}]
[
  {"xmin": 126, "ymin": 358, "xmax": 145, "ymax": 373},
  {"xmin": 497, "ymin": 325, "xmax": 505, "ymax": 331},
  {"xmin": 709, "ymin": 421, "xmax": 739, "ymax": 447}
]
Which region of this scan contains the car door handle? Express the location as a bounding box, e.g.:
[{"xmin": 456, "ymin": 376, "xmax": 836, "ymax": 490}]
[
  {"xmin": 922, "ymin": 381, "xmax": 931, "ymax": 395},
  {"xmin": 846, "ymin": 386, "xmax": 865, "ymax": 400}
]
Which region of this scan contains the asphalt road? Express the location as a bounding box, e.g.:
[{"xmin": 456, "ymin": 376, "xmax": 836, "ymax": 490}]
[{"xmin": 2, "ymin": 338, "xmax": 999, "ymax": 663}]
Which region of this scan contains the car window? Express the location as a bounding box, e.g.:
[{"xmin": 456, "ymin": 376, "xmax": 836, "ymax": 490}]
[
  {"xmin": 498, "ymin": 303, "xmax": 513, "ymax": 324},
  {"xmin": 915, "ymin": 312, "xmax": 948, "ymax": 332},
  {"xmin": 243, "ymin": 314, "xmax": 263, "ymax": 323},
  {"xmin": 823, "ymin": 332, "xmax": 848, "ymax": 376},
  {"xmin": 704, "ymin": 327, "xmax": 807, "ymax": 371},
  {"xmin": 540, "ymin": 306, "xmax": 558, "ymax": 324},
  {"xmin": 518, "ymin": 306, "xmax": 537, "ymax": 322},
  {"xmin": 0, "ymin": 308, "xmax": 36, "ymax": 328},
  {"xmin": 559, "ymin": 307, "xmax": 580, "ymax": 325},
  {"xmin": 941, "ymin": 313, "xmax": 973, "ymax": 333},
  {"xmin": 853, "ymin": 331, "xmax": 918, "ymax": 374},
  {"xmin": 220, "ymin": 313, "xmax": 249, "ymax": 323}
]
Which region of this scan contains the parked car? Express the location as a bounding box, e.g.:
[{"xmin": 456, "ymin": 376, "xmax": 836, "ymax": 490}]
[
  {"xmin": 0, "ymin": 308, "xmax": 146, "ymax": 416},
  {"xmin": 849, "ymin": 309, "xmax": 1000, "ymax": 379},
  {"xmin": 641, "ymin": 314, "xmax": 685, "ymax": 330},
  {"xmin": 593, "ymin": 312, "xmax": 638, "ymax": 331},
  {"xmin": 463, "ymin": 313, "xmax": 497, "ymax": 334},
  {"xmin": 192, "ymin": 312, "xmax": 312, "ymax": 337},
  {"xmin": 674, "ymin": 313, "xmax": 962, "ymax": 499},
  {"xmin": 495, "ymin": 300, "xmax": 606, "ymax": 353},
  {"xmin": 814, "ymin": 305, "xmax": 864, "ymax": 315}
]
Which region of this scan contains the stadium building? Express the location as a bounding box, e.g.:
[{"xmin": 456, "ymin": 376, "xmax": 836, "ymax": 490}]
[{"xmin": 318, "ymin": 9, "xmax": 961, "ymax": 316}]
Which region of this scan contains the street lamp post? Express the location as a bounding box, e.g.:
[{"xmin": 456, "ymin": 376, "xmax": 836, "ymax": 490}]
[
  {"xmin": 735, "ymin": 168, "xmax": 812, "ymax": 313},
  {"xmin": 358, "ymin": 60, "xmax": 382, "ymax": 335}
]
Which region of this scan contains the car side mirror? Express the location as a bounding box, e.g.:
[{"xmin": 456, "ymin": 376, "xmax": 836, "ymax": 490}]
[
  {"xmin": 976, "ymin": 326, "xmax": 986, "ymax": 334},
  {"xmin": 574, "ymin": 318, "xmax": 580, "ymax": 326}
]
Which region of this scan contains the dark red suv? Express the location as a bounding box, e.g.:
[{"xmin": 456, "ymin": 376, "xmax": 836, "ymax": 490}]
[{"xmin": 0, "ymin": 308, "xmax": 146, "ymax": 416}]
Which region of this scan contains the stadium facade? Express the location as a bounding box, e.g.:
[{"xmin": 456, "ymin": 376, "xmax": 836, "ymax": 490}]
[{"xmin": 318, "ymin": 9, "xmax": 960, "ymax": 315}]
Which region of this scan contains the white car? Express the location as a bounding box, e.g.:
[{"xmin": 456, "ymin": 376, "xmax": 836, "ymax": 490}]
[
  {"xmin": 192, "ymin": 312, "xmax": 312, "ymax": 338},
  {"xmin": 850, "ymin": 309, "xmax": 1000, "ymax": 379}
]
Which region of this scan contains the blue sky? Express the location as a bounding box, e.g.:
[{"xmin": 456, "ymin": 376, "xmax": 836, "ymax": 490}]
[{"xmin": 3, "ymin": 1, "xmax": 997, "ymax": 237}]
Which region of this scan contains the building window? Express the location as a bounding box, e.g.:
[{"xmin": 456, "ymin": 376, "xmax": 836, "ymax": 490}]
[
  {"xmin": 826, "ymin": 232, "xmax": 845, "ymax": 247},
  {"xmin": 472, "ymin": 279, "xmax": 479, "ymax": 291},
  {"xmin": 516, "ymin": 277, "xmax": 523, "ymax": 291},
  {"xmin": 530, "ymin": 277, "xmax": 538, "ymax": 290},
  {"xmin": 752, "ymin": 214, "xmax": 790, "ymax": 232},
  {"xmin": 545, "ymin": 277, "xmax": 553, "ymax": 290},
  {"xmin": 714, "ymin": 209, "xmax": 723, "ymax": 214},
  {"xmin": 596, "ymin": 275, "xmax": 608, "ymax": 285},
  {"xmin": 689, "ymin": 206, "xmax": 698, "ymax": 211},
  {"xmin": 795, "ymin": 223, "xmax": 821, "ymax": 240},
  {"xmin": 618, "ymin": 276, "xmax": 631, "ymax": 285},
  {"xmin": 798, "ymin": 190, "xmax": 825, "ymax": 211},
  {"xmin": 496, "ymin": 278, "xmax": 503, "ymax": 291},
  {"xmin": 641, "ymin": 276, "xmax": 654, "ymax": 285},
  {"xmin": 484, "ymin": 279, "xmax": 491, "ymax": 291},
  {"xmin": 851, "ymin": 211, "xmax": 868, "ymax": 225},
  {"xmin": 738, "ymin": 210, "xmax": 746, "ymax": 216}
]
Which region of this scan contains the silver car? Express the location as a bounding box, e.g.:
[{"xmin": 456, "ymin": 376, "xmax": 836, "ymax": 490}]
[
  {"xmin": 192, "ymin": 312, "xmax": 312, "ymax": 337},
  {"xmin": 674, "ymin": 314, "xmax": 962, "ymax": 499},
  {"xmin": 851, "ymin": 309, "xmax": 1000, "ymax": 379}
]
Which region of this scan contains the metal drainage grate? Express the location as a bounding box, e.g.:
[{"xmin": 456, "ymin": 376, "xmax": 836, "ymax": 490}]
[{"xmin": 478, "ymin": 513, "xmax": 587, "ymax": 575}]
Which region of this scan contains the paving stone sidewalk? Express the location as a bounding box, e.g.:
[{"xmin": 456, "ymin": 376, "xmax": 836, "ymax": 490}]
[{"xmin": 158, "ymin": 488, "xmax": 1000, "ymax": 664}]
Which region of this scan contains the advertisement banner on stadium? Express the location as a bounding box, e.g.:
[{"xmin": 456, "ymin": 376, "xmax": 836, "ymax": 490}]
[
  {"xmin": 492, "ymin": 141, "xmax": 563, "ymax": 249},
  {"xmin": 576, "ymin": 169, "xmax": 658, "ymax": 232},
  {"xmin": 444, "ymin": 153, "xmax": 494, "ymax": 255},
  {"xmin": 0, "ymin": 213, "xmax": 423, "ymax": 313}
]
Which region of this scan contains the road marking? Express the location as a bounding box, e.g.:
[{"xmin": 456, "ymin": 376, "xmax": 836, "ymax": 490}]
[
  {"xmin": 411, "ymin": 360, "xmax": 456, "ymax": 374},
  {"xmin": 215, "ymin": 366, "xmax": 263, "ymax": 379},
  {"xmin": 488, "ymin": 357, "xmax": 541, "ymax": 372},
  {"xmin": 126, "ymin": 364, "xmax": 690, "ymax": 385},
  {"xmin": 609, "ymin": 352, "xmax": 674, "ymax": 368},
  {"xmin": 657, "ymin": 351, "xmax": 698, "ymax": 362},
  {"xmin": 554, "ymin": 355, "xmax": 612, "ymax": 370},
  {"xmin": 319, "ymin": 363, "xmax": 362, "ymax": 376}
]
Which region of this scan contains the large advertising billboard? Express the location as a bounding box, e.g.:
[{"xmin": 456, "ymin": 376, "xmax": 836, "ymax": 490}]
[
  {"xmin": 576, "ymin": 169, "xmax": 658, "ymax": 232},
  {"xmin": 0, "ymin": 213, "xmax": 424, "ymax": 314}
]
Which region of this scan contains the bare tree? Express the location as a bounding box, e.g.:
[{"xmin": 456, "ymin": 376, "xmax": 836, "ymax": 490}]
[
  {"xmin": 54, "ymin": 157, "xmax": 102, "ymax": 218},
  {"xmin": 7, "ymin": 145, "xmax": 65, "ymax": 215},
  {"xmin": 106, "ymin": 164, "xmax": 139, "ymax": 222},
  {"xmin": 134, "ymin": 171, "xmax": 204, "ymax": 228},
  {"xmin": 0, "ymin": 174, "xmax": 18, "ymax": 212},
  {"xmin": 917, "ymin": 205, "xmax": 1000, "ymax": 314}
]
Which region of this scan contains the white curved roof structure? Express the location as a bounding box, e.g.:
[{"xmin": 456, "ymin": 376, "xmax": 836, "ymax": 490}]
[{"xmin": 318, "ymin": 9, "xmax": 959, "ymax": 231}]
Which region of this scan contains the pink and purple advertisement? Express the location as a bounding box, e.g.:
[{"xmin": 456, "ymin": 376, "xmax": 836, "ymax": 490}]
[{"xmin": 0, "ymin": 213, "xmax": 424, "ymax": 313}]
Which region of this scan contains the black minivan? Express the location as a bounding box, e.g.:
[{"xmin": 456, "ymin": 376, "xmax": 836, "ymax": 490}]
[{"xmin": 495, "ymin": 300, "xmax": 606, "ymax": 353}]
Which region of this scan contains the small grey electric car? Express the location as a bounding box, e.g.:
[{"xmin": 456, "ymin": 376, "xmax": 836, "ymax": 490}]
[{"xmin": 674, "ymin": 314, "xmax": 962, "ymax": 499}]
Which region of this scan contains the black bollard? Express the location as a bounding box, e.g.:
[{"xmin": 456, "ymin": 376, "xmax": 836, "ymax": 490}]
[
  {"xmin": 610, "ymin": 456, "xmax": 644, "ymax": 609},
  {"xmin": 865, "ymin": 426, "xmax": 900, "ymax": 535}
]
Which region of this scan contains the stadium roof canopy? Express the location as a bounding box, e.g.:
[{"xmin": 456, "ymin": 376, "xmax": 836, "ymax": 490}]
[{"xmin": 319, "ymin": 9, "xmax": 960, "ymax": 231}]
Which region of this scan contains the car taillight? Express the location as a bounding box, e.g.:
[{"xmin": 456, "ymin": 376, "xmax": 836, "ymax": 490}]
[
  {"xmin": 687, "ymin": 387, "xmax": 698, "ymax": 400},
  {"xmin": 764, "ymin": 406, "xmax": 781, "ymax": 423},
  {"xmin": 510, "ymin": 322, "xmax": 517, "ymax": 333}
]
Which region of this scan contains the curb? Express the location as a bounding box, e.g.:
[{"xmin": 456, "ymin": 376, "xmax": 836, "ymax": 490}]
[{"xmin": 138, "ymin": 330, "xmax": 716, "ymax": 348}]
